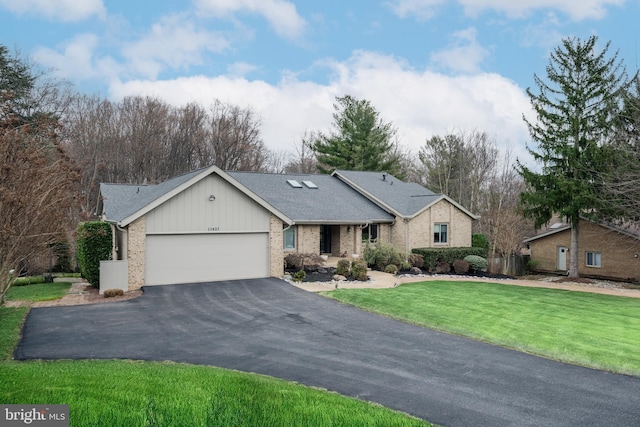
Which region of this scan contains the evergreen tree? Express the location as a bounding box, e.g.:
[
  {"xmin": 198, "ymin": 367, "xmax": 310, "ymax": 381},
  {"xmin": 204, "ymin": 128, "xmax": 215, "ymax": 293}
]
[
  {"xmin": 516, "ymin": 36, "xmax": 630, "ymax": 277},
  {"xmin": 312, "ymin": 95, "xmax": 401, "ymax": 175}
]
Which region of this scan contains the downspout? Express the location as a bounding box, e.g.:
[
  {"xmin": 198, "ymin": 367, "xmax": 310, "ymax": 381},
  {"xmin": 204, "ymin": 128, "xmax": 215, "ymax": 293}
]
[
  {"xmin": 115, "ymin": 222, "xmax": 127, "ymax": 261},
  {"xmin": 404, "ymin": 218, "xmax": 409, "ymax": 254}
]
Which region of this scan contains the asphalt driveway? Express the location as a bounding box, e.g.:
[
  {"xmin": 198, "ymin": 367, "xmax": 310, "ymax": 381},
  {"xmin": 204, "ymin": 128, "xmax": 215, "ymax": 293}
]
[{"xmin": 15, "ymin": 278, "xmax": 640, "ymax": 426}]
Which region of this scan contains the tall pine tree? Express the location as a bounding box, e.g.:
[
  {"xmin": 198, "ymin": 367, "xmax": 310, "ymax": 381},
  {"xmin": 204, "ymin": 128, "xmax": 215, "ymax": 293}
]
[
  {"xmin": 312, "ymin": 95, "xmax": 401, "ymax": 175},
  {"xmin": 517, "ymin": 36, "xmax": 630, "ymax": 277}
]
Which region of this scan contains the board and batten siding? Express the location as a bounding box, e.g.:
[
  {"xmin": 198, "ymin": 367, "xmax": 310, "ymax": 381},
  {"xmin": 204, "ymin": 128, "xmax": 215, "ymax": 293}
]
[{"xmin": 145, "ymin": 174, "xmax": 271, "ymax": 234}]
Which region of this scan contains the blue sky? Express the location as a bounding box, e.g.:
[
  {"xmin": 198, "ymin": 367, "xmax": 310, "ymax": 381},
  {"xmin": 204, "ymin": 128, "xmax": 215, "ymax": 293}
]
[{"xmin": 1, "ymin": 0, "xmax": 639, "ymax": 165}]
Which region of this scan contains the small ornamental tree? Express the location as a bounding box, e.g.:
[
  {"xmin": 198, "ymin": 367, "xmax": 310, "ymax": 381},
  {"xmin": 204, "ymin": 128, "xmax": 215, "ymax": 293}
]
[{"xmin": 76, "ymin": 221, "xmax": 112, "ymax": 287}]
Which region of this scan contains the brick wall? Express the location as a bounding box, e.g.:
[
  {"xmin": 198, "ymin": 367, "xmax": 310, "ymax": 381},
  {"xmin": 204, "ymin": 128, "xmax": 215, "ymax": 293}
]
[
  {"xmin": 529, "ymin": 220, "xmax": 640, "ymax": 281},
  {"xmin": 127, "ymin": 216, "xmax": 146, "ymax": 290},
  {"xmin": 269, "ymin": 216, "xmax": 284, "ymax": 277},
  {"xmin": 296, "ymin": 225, "xmax": 320, "ymax": 254},
  {"xmin": 389, "ymin": 199, "xmax": 474, "ymax": 253}
]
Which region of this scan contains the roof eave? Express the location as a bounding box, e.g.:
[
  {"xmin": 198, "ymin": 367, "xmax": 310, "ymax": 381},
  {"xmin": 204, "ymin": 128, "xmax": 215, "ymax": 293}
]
[
  {"xmin": 292, "ymin": 219, "xmax": 395, "ymax": 225},
  {"xmin": 524, "ymin": 225, "xmax": 572, "ymax": 242}
]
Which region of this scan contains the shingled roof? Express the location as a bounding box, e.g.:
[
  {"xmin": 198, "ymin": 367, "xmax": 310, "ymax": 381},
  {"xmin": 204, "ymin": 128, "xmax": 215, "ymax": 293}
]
[
  {"xmin": 100, "ymin": 166, "xmax": 292, "ymax": 226},
  {"xmin": 100, "ymin": 168, "xmax": 204, "ymax": 223},
  {"xmin": 227, "ymin": 171, "xmax": 395, "ymax": 224},
  {"xmin": 100, "ymin": 167, "xmax": 475, "ymax": 227},
  {"xmin": 332, "ymin": 170, "xmax": 478, "ymax": 219}
]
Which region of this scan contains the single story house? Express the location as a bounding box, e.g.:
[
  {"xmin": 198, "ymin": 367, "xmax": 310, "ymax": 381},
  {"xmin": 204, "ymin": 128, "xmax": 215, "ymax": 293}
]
[
  {"xmin": 524, "ymin": 218, "xmax": 640, "ymax": 282},
  {"xmin": 99, "ymin": 165, "xmax": 478, "ymax": 292}
]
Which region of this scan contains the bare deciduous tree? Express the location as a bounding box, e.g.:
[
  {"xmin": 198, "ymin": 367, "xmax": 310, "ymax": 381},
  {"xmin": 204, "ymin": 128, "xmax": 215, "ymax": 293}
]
[
  {"xmin": 418, "ymin": 129, "xmax": 497, "ymax": 213},
  {"xmin": 62, "ymin": 96, "xmax": 270, "ymax": 214},
  {"xmin": 0, "ymin": 118, "xmax": 79, "ymax": 301},
  {"xmin": 476, "ymin": 149, "xmax": 534, "ymax": 269},
  {"xmin": 285, "ymin": 131, "xmax": 318, "ymax": 174},
  {"xmin": 204, "ymin": 101, "xmax": 268, "ymax": 171}
]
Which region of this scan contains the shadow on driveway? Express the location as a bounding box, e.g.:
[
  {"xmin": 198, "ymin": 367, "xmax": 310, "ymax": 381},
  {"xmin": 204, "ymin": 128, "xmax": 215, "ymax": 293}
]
[{"xmin": 15, "ymin": 278, "xmax": 640, "ymax": 426}]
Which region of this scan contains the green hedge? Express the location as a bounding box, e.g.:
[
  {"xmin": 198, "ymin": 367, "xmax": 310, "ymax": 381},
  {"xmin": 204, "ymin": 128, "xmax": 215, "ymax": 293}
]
[
  {"xmin": 472, "ymin": 233, "xmax": 489, "ymax": 253},
  {"xmin": 411, "ymin": 247, "xmax": 486, "ymax": 271},
  {"xmin": 76, "ymin": 221, "xmax": 112, "ymax": 287}
]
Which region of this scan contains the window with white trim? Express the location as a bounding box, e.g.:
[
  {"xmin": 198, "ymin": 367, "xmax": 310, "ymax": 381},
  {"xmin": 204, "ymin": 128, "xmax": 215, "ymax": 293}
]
[
  {"xmin": 362, "ymin": 224, "xmax": 378, "ymax": 243},
  {"xmin": 586, "ymin": 251, "xmax": 601, "ymax": 267},
  {"xmin": 284, "ymin": 227, "xmax": 296, "ymax": 249},
  {"xmin": 434, "ymin": 223, "xmax": 448, "ymax": 244}
]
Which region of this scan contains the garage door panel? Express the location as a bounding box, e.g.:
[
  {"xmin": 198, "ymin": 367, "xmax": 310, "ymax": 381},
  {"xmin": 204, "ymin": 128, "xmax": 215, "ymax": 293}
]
[{"xmin": 146, "ymin": 233, "xmax": 269, "ymax": 285}]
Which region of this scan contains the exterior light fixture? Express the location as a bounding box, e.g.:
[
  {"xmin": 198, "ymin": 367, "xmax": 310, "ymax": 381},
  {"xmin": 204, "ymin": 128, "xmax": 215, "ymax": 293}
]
[{"xmin": 209, "ymin": 195, "xmax": 216, "ymax": 201}]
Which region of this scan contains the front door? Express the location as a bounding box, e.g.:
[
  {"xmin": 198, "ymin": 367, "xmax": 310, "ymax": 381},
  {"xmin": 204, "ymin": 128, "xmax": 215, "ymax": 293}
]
[
  {"xmin": 557, "ymin": 246, "xmax": 568, "ymax": 271},
  {"xmin": 320, "ymin": 225, "xmax": 332, "ymax": 254}
]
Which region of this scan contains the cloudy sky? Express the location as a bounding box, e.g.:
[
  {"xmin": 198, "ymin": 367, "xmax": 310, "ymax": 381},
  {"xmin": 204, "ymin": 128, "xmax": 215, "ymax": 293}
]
[{"xmin": 1, "ymin": 0, "xmax": 638, "ymax": 165}]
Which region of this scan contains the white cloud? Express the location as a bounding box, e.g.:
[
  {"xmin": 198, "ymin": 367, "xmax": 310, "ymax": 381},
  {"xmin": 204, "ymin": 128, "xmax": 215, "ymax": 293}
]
[
  {"xmin": 33, "ymin": 33, "xmax": 122, "ymax": 82},
  {"xmin": 0, "ymin": 0, "xmax": 105, "ymax": 21},
  {"xmin": 389, "ymin": 0, "xmax": 625, "ymax": 21},
  {"xmin": 520, "ymin": 13, "xmax": 565, "ymax": 50},
  {"xmin": 227, "ymin": 62, "xmax": 259, "ymax": 78},
  {"xmin": 386, "ymin": 0, "xmax": 447, "ymax": 20},
  {"xmin": 430, "ymin": 27, "xmax": 489, "ymax": 73},
  {"xmin": 195, "ymin": 0, "xmax": 306, "ymax": 39},
  {"xmin": 122, "ymin": 14, "xmax": 229, "ymax": 79},
  {"xmin": 109, "ymin": 50, "xmax": 535, "ymax": 165}
]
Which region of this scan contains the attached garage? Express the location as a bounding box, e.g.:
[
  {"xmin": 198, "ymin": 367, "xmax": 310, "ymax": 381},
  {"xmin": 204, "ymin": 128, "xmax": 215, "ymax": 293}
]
[
  {"xmin": 100, "ymin": 166, "xmax": 291, "ymax": 291},
  {"xmin": 145, "ymin": 233, "xmax": 269, "ymax": 286}
]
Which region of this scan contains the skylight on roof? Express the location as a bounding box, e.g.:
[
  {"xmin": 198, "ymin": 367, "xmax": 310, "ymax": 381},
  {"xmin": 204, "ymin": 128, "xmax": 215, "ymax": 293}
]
[
  {"xmin": 287, "ymin": 179, "xmax": 303, "ymax": 188},
  {"xmin": 302, "ymin": 180, "xmax": 318, "ymax": 189},
  {"xmin": 549, "ymin": 222, "xmax": 564, "ymax": 229}
]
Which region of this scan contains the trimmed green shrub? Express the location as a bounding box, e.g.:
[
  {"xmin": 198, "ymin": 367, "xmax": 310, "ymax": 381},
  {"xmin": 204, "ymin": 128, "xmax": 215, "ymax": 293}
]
[
  {"xmin": 526, "ymin": 259, "xmax": 540, "ymax": 273},
  {"xmin": 412, "ymin": 247, "xmax": 486, "ymax": 272},
  {"xmin": 12, "ymin": 276, "xmax": 45, "ymax": 286},
  {"xmin": 350, "ymin": 260, "xmax": 368, "ymax": 281},
  {"xmin": 363, "ymin": 242, "xmax": 405, "ymax": 271},
  {"xmin": 464, "ymin": 255, "xmax": 488, "ymax": 272},
  {"xmin": 336, "ymin": 259, "xmax": 351, "ymax": 276},
  {"xmin": 76, "ymin": 221, "xmax": 112, "ymax": 288},
  {"xmin": 292, "ymin": 270, "xmax": 306, "ymax": 282},
  {"xmin": 384, "ymin": 264, "xmax": 398, "ymax": 274},
  {"xmin": 453, "ymin": 259, "xmax": 470, "ymax": 275},
  {"xmin": 472, "ymin": 233, "xmax": 490, "ymax": 253}
]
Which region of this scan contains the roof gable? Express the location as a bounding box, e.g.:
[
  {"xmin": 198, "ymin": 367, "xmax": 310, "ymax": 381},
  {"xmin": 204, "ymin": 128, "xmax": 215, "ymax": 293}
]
[
  {"xmin": 525, "ymin": 218, "xmax": 640, "ymax": 243},
  {"xmin": 100, "ymin": 165, "xmax": 291, "ymax": 226},
  {"xmin": 332, "ymin": 170, "xmax": 478, "ymax": 219}
]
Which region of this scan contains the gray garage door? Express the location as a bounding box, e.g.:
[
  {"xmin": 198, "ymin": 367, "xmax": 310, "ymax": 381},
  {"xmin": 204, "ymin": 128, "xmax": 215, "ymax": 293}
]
[{"xmin": 145, "ymin": 233, "xmax": 269, "ymax": 285}]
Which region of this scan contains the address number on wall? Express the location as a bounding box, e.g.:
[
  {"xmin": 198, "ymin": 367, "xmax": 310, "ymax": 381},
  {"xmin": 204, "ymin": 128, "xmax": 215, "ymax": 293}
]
[{"xmin": 207, "ymin": 227, "xmax": 220, "ymax": 231}]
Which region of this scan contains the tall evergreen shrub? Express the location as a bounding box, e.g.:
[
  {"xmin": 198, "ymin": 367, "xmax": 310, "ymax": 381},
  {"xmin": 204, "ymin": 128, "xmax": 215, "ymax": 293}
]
[{"xmin": 76, "ymin": 221, "xmax": 112, "ymax": 287}]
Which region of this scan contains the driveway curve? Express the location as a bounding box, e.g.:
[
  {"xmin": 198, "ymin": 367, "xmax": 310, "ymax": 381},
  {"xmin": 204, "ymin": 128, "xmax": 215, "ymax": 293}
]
[{"xmin": 15, "ymin": 278, "xmax": 640, "ymax": 426}]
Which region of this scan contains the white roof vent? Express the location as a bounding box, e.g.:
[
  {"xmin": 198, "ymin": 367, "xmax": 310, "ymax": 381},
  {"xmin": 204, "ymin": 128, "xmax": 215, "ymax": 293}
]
[{"xmin": 302, "ymin": 180, "xmax": 318, "ymax": 189}]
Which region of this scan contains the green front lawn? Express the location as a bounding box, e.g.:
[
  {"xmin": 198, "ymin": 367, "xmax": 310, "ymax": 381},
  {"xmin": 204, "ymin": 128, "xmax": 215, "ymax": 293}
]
[
  {"xmin": 6, "ymin": 282, "xmax": 72, "ymax": 302},
  {"xmin": 323, "ymin": 280, "xmax": 640, "ymax": 376},
  {"xmin": 0, "ymin": 307, "xmax": 431, "ymax": 427}
]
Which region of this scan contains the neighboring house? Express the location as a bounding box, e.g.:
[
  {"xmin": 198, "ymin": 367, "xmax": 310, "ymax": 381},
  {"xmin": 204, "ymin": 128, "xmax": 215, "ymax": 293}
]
[
  {"xmin": 524, "ymin": 218, "xmax": 640, "ymax": 282},
  {"xmin": 99, "ymin": 165, "xmax": 478, "ymax": 292}
]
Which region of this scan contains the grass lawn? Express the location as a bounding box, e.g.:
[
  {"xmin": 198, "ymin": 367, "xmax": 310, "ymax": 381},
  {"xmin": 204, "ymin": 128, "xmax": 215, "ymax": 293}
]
[
  {"xmin": 323, "ymin": 280, "xmax": 640, "ymax": 376},
  {"xmin": 0, "ymin": 306, "xmax": 432, "ymax": 426},
  {"xmin": 6, "ymin": 282, "xmax": 72, "ymax": 301}
]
